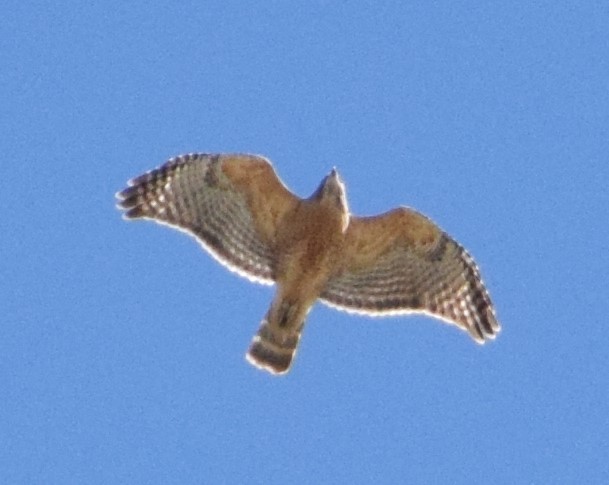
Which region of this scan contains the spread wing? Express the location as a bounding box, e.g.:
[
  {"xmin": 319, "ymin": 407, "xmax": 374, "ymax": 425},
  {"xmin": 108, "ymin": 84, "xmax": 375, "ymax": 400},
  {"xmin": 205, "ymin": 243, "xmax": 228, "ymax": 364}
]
[
  {"xmin": 116, "ymin": 153, "xmax": 300, "ymax": 284},
  {"xmin": 320, "ymin": 207, "xmax": 499, "ymax": 343}
]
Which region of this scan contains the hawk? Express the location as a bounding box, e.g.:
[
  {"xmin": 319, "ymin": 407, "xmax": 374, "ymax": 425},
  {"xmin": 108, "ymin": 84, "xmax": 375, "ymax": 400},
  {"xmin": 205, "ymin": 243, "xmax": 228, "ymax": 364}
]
[{"xmin": 116, "ymin": 153, "xmax": 499, "ymax": 375}]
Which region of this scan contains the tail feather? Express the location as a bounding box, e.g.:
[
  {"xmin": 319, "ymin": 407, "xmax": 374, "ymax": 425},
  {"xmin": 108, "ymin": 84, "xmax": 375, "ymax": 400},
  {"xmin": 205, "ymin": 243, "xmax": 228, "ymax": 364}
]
[{"xmin": 246, "ymin": 318, "xmax": 302, "ymax": 375}]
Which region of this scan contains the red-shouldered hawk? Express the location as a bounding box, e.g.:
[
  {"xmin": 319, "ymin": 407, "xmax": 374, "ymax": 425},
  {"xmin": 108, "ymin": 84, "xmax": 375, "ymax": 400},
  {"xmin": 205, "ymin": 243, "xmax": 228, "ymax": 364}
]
[{"xmin": 116, "ymin": 153, "xmax": 499, "ymax": 375}]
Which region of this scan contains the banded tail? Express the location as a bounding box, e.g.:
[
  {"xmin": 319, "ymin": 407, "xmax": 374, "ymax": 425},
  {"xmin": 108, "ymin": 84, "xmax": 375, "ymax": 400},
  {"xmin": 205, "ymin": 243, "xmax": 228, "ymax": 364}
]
[{"xmin": 246, "ymin": 317, "xmax": 304, "ymax": 375}]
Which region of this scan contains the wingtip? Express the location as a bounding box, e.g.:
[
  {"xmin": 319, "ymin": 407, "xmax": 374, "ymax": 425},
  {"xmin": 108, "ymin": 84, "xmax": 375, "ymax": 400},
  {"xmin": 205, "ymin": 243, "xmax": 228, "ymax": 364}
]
[
  {"xmin": 114, "ymin": 191, "xmax": 146, "ymax": 219},
  {"xmin": 471, "ymin": 311, "xmax": 501, "ymax": 345}
]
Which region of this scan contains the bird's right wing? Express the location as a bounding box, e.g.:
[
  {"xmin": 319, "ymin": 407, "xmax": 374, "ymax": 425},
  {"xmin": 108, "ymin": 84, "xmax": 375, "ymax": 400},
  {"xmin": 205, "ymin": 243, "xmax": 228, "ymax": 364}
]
[
  {"xmin": 116, "ymin": 153, "xmax": 300, "ymax": 284},
  {"xmin": 320, "ymin": 207, "xmax": 499, "ymax": 342}
]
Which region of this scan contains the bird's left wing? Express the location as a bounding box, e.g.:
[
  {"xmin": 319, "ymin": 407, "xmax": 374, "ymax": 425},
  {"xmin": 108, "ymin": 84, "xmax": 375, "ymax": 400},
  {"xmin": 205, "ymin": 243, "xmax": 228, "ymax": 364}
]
[
  {"xmin": 116, "ymin": 153, "xmax": 300, "ymax": 284},
  {"xmin": 320, "ymin": 207, "xmax": 499, "ymax": 342}
]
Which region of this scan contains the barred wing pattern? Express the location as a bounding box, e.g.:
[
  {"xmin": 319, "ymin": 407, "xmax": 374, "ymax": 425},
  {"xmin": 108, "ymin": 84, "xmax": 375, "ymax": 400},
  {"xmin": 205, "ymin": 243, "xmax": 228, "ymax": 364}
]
[
  {"xmin": 116, "ymin": 153, "xmax": 299, "ymax": 285},
  {"xmin": 321, "ymin": 208, "xmax": 499, "ymax": 343}
]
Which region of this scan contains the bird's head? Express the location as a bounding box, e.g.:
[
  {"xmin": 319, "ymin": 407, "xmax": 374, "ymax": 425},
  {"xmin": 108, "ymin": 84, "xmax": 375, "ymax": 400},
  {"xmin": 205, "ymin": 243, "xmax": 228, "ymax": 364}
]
[{"xmin": 311, "ymin": 168, "xmax": 349, "ymax": 227}]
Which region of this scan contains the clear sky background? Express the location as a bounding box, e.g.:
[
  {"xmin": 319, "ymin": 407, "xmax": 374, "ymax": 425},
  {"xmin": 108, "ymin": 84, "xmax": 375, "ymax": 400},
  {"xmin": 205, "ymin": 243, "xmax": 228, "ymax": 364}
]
[{"xmin": 2, "ymin": 2, "xmax": 608, "ymax": 484}]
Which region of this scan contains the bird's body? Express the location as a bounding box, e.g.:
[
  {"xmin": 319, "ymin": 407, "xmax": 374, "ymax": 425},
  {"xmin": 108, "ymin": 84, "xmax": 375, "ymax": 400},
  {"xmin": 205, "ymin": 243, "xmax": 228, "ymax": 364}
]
[
  {"xmin": 247, "ymin": 173, "xmax": 349, "ymax": 372},
  {"xmin": 117, "ymin": 153, "xmax": 499, "ymax": 375}
]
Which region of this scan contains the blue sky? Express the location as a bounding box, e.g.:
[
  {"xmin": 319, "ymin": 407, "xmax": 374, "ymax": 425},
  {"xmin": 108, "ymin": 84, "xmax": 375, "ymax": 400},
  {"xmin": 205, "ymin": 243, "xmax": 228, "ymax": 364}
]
[{"xmin": 2, "ymin": 1, "xmax": 608, "ymax": 483}]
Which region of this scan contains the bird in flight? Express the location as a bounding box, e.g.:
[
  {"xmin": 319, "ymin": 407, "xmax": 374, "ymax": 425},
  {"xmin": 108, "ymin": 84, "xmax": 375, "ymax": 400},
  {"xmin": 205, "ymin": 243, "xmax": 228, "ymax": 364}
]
[{"xmin": 116, "ymin": 153, "xmax": 499, "ymax": 375}]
